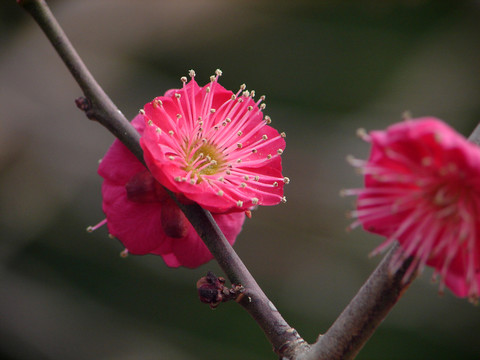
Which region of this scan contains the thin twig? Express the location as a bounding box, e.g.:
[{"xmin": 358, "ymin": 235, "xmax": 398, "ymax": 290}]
[
  {"xmin": 298, "ymin": 243, "xmax": 414, "ymax": 360},
  {"xmin": 18, "ymin": 0, "xmax": 309, "ymax": 357}
]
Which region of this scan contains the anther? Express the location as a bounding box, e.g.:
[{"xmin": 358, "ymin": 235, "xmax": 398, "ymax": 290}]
[
  {"xmin": 190, "ymin": 179, "xmax": 196, "ymax": 184},
  {"xmin": 237, "ymin": 143, "xmax": 243, "ymax": 148},
  {"xmin": 176, "ymin": 114, "xmax": 182, "ymax": 119},
  {"xmin": 280, "ymin": 132, "xmax": 286, "ymax": 138},
  {"xmin": 260, "ymin": 103, "xmax": 266, "ymax": 110},
  {"xmin": 218, "ymin": 177, "xmax": 224, "ymax": 182},
  {"xmin": 254, "ymin": 176, "xmax": 260, "ymax": 181},
  {"xmin": 262, "ymin": 135, "xmax": 268, "ymax": 140},
  {"xmin": 402, "ymin": 111, "xmax": 412, "ymax": 120},
  {"xmin": 422, "ymin": 157, "xmax": 432, "ymax": 166},
  {"xmin": 217, "ymin": 190, "xmax": 224, "ymax": 196},
  {"xmin": 244, "ymin": 175, "xmax": 249, "ymax": 180},
  {"xmin": 206, "ymin": 86, "xmax": 211, "ymax": 93},
  {"xmin": 283, "ymin": 177, "xmax": 290, "ymax": 184},
  {"xmin": 240, "ymin": 182, "xmax": 247, "ymax": 188},
  {"xmin": 356, "ymin": 128, "xmax": 368, "ymax": 139},
  {"xmin": 189, "ymin": 69, "xmax": 196, "ymax": 78},
  {"xmin": 281, "ymin": 196, "xmax": 287, "ymax": 203},
  {"xmin": 175, "ymin": 93, "xmax": 181, "ymax": 99},
  {"xmin": 168, "ymin": 156, "xmax": 174, "ymax": 160},
  {"xmin": 240, "ymin": 84, "xmax": 246, "ymax": 91},
  {"xmin": 215, "ymin": 69, "xmax": 223, "ymax": 76},
  {"xmin": 210, "ymin": 75, "xmax": 216, "ymax": 82},
  {"xmin": 181, "ymin": 76, "xmax": 187, "ymax": 83},
  {"xmin": 175, "ymin": 176, "xmax": 182, "ymax": 182},
  {"xmin": 264, "ymin": 115, "xmax": 271, "ymax": 124},
  {"xmin": 252, "ymin": 149, "xmax": 257, "ymax": 153},
  {"xmin": 147, "ymin": 120, "xmax": 153, "ymax": 125},
  {"xmin": 139, "ymin": 109, "xmax": 146, "ymax": 115},
  {"xmin": 156, "ymin": 128, "xmax": 162, "ymax": 134},
  {"xmin": 210, "ymin": 109, "xmax": 216, "ymax": 113},
  {"xmin": 252, "ymin": 198, "xmax": 259, "ymax": 205},
  {"xmin": 247, "ymin": 106, "xmax": 253, "ymax": 111},
  {"xmin": 236, "ymin": 159, "xmax": 242, "ymax": 163},
  {"xmin": 273, "ymin": 182, "xmax": 278, "ymax": 187},
  {"xmin": 226, "ymin": 170, "xmax": 231, "ymax": 175},
  {"xmin": 120, "ymin": 249, "xmax": 129, "ymax": 258},
  {"xmin": 260, "ymin": 95, "xmax": 266, "ymax": 101},
  {"xmin": 237, "ymin": 200, "xmax": 244, "ymax": 207},
  {"xmin": 277, "ymin": 149, "xmax": 283, "ymax": 155},
  {"xmin": 267, "ymin": 154, "xmax": 272, "ymax": 159},
  {"xmin": 169, "ymin": 130, "xmax": 174, "ymax": 135},
  {"xmin": 237, "ymin": 131, "xmax": 243, "ymax": 136},
  {"xmin": 226, "ymin": 118, "xmax": 232, "ymax": 123}
]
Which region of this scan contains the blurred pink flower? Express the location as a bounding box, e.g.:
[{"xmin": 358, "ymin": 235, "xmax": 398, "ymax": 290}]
[
  {"xmin": 97, "ymin": 114, "xmax": 245, "ymax": 268},
  {"xmin": 140, "ymin": 69, "xmax": 288, "ymax": 213},
  {"xmin": 344, "ymin": 117, "xmax": 480, "ymax": 302}
]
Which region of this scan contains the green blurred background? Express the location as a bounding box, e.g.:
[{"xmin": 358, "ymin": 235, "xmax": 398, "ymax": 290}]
[{"xmin": 1, "ymin": 1, "xmax": 479, "ymax": 359}]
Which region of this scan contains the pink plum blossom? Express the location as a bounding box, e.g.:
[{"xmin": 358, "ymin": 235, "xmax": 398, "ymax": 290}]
[
  {"xmin": 344, "ymin": 117, "xmax": 480, "ymax": 302},
  {"xmin": 97, "ymin": 114, "xmax": 245, "ymax": 268},
  {"xmin": 140, "ymin": 69, "xmax": 288, "ymax": 214}
]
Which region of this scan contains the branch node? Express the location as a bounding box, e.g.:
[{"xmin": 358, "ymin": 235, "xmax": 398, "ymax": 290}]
[
  {"xmin": 197, "ymin": 271, "xmax": 245, "ymax": 309},
  {"xmin": 75, "ymin": 96, "xmax": 97, "ymax": 120}
]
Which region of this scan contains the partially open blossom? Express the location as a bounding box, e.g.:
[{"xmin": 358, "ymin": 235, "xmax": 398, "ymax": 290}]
[
  {"xmin": 96, "ymin": 114, "xmax": 245, "ymax": 268},
  {"xmin": 343, "ymin": 117, "xmax": 480, "ymax": 301},
  {"xmin": 140, "ymin": 69, "xmax": 288, "ymax": 213}
]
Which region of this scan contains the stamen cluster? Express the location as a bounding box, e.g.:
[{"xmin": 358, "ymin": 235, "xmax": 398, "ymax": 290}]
[
  {"xmin": 140, "ymin": 69, "xmax": 288, "ymax": 213},
  {"xmin": 344, "ymin": 117, "xmax": 480, "ymax": 302}
]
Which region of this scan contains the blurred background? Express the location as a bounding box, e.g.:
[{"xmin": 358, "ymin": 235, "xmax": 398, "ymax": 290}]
[{"xmin": 1, "ymin": 1, "xmax": 480, "ymax": 359}]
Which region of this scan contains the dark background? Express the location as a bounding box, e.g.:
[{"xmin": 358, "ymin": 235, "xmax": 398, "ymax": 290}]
[{"xmin": 1, "ymin": 1, "xmax": 479, "ymax": 359}]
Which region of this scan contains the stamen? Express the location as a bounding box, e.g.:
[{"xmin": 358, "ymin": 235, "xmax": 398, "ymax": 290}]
[{"xmin": 86, "ymin": 219, "xmax": 107, "ymax": 232}]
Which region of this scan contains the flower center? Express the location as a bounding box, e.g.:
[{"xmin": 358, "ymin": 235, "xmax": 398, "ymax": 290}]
[
  {"xmin": 183, "ymin": 142, "xmax": 226, "ymax": 180},
  {"xmin": 427, "ymin": 179, "xmax": 468, "ymax": 220}
]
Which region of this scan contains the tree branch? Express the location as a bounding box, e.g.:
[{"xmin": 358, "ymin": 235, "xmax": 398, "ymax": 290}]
[
  {"xmin": 18, "ymin": 0, "xmax": 309, "ymax": 357},
  {"xmin": 298, "ymin": 243, "xmax": 415, "ymax": 360}
]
